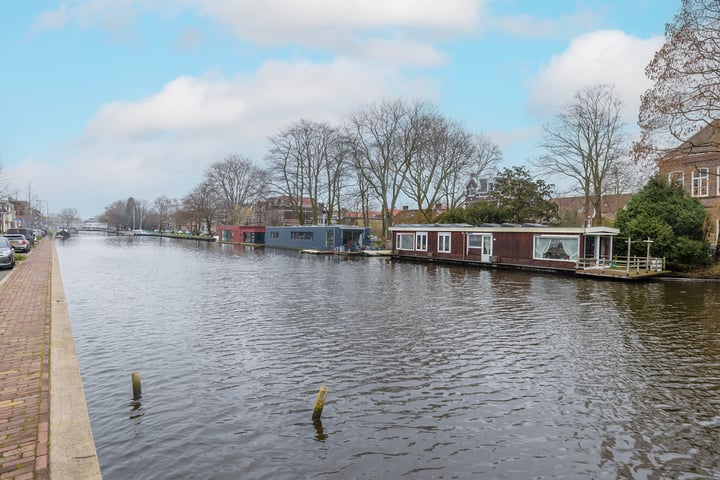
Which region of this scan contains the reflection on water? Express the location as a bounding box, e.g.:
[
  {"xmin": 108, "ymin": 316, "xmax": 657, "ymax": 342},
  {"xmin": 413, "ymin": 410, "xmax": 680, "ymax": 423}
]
[
  {"xmin": 57, "ymin": 234, "xmax": 720, "ymax": 479},
  {"xmin": 313, "ymin": 419, "xmax": 328, "ymax": 442}
]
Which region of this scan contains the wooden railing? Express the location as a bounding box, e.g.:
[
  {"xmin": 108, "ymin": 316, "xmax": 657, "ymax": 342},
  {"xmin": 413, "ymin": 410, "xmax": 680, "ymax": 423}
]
[{"xmin": 576, "ymin": 256, "xmax": 666, "ymax": 273}]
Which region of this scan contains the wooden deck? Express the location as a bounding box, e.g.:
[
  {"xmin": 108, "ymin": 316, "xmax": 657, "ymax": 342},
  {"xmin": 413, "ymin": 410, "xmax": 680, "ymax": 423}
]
[{"xmin": 575, "ymin": 267, "xmax": 670, "ymax": 281}]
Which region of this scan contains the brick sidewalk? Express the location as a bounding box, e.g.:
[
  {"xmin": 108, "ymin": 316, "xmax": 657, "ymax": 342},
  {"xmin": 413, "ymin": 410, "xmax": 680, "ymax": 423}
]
[{"xmin": 0, "ymin": 239, "xmax": 52, "ymax": 480}]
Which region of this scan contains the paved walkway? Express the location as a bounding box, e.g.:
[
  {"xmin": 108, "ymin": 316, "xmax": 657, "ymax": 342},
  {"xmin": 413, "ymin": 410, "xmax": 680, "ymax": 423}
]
[
  {"xmin": 0, "ymin": 239, "xmax": 101, "ymax": 480},
  {"xmin": 0, "ymin": 240, "xmax": 52, "ymax": 480}
]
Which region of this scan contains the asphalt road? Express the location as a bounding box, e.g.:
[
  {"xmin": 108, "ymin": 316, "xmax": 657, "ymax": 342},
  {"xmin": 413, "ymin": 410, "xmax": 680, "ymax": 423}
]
[
  {"xmin": 0, "ymin": 266, "xmax": 12, "ymax": 282},
  {"xmin": 1, "ymin": 248, "xmax": 30, "ymax": 282}
]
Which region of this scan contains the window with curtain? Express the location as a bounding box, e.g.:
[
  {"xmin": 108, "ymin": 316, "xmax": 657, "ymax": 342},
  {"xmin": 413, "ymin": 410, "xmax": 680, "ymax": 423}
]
[{"xmin": 534, "ymin": 235, "xmax": 579, "ymax": 261}]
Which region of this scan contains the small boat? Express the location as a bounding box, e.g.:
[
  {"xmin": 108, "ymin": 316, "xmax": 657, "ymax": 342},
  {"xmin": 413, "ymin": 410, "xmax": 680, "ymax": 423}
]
[
  {"xmin": 56, "ymin": 229, "xmax": 71, "ymax": 239},
  {"xmin": 361, "ymin": 249, "xmax": 392, "ymax": 256}
]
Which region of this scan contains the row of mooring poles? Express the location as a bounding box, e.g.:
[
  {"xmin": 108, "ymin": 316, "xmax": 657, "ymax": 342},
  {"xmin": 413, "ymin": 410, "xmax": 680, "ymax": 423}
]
[{"xmin": 131, "ymin": 373, "xmax": 328, "ymax": 421}]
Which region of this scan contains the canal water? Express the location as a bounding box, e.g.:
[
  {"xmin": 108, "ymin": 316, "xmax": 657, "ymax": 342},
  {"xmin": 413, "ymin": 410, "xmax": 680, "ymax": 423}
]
[{"xmin": 56, "ymin": 234, "xmax": 720, "ymax": 479}]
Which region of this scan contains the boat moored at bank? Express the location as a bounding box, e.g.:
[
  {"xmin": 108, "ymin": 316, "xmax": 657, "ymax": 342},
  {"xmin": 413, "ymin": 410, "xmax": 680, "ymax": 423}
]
[{"xmin": 390, "ymin": 223, "xmax": 668, "ymax": 280}]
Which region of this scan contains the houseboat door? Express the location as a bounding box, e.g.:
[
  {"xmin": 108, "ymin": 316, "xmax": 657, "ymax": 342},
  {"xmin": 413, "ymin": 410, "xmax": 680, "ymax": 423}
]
[
  {"xmin": 468, "ymin": 233, "xmax": 493, "ymax": 263},
  {"xmin": 480, "ymin": 234, "xmax": 493, "ymax": 262}
]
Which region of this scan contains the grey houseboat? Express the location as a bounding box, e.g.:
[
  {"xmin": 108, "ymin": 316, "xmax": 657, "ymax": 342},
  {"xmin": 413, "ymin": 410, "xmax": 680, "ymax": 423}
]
[
  {"xmin": 390, "ymin": 224, "xmax": 667, "ymax": 280},
  {"xmin": 265, "ymin": 225, "xmax": 371, "ymax": 252}
]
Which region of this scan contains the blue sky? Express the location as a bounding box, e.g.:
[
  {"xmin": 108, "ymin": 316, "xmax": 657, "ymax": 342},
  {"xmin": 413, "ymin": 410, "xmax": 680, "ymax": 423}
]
[{"xmin": 0, "ymin": 0, "xmax": 680, "ymax": 219}]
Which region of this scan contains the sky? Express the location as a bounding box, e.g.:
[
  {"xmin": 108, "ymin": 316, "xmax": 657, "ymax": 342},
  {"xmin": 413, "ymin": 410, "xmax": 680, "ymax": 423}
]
[{"xmin": 0, "ymin": 0, "xmax": 681, "ymax": 219}]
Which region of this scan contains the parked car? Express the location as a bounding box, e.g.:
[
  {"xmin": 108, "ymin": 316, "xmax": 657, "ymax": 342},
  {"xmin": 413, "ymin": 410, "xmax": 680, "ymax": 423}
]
[
  {"xmin": 3, "ymin": 234, "xmax": 30, "ymax": 253},
  {"xmin": 0, "ymin": 236, "xmax": 15, "ymax": 269},
  {"xmin": 6, "ymin": 228, "xmax": 36, "ymax": 245}
]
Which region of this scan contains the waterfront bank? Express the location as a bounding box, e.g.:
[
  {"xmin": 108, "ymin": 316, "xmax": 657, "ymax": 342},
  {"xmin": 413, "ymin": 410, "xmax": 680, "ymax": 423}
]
[{"xmin": 0, "ymin": 239, "xmax": 101, "ymax": 479}]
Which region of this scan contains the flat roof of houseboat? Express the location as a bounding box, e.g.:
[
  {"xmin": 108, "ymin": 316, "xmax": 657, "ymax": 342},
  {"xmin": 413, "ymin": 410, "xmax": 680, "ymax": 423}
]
[{"xmin": 390, "ymin": 224, "xmax": 619, "ymax": 235}]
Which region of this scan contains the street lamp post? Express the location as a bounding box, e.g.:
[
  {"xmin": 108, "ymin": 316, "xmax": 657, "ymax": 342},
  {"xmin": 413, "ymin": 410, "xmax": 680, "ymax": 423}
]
[{"xmin": 36, "ymin": 200, "xmax": 49, "ymax": 230}]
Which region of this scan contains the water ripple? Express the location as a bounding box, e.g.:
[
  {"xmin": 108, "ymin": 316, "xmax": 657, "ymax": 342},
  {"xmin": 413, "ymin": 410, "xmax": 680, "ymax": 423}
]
[{"xmin": 56, "ymin": 235, "xmax": 720, "ymax": 479}]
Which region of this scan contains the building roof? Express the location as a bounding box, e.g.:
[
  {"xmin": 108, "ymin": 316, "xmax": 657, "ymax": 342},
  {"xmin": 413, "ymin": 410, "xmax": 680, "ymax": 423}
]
[{"xmin": 664, "ymin": 119, "xmax": 720, "ymax": 158}]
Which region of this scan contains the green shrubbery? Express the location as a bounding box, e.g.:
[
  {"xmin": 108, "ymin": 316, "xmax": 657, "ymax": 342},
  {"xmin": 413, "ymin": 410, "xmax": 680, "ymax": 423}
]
[{"xmin": 615, "ymin": 177, "xmax": 711, "ymax": 271}]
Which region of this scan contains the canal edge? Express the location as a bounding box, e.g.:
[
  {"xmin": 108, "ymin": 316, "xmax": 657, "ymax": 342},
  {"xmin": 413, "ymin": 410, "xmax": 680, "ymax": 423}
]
[{"xmin": 49, "ymin": 241, "xmax": 103, "ymax": 479}]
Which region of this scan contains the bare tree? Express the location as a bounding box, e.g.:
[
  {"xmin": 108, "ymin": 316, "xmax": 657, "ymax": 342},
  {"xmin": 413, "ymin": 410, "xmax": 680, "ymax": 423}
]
[
  {"xmin": 434, "ymin": 129, "xmax": 500, "ymax": 212},
  {"xmin": 344, "ymin": 168, "xmax": 375, "ymax": 227},
  {"xmin": 637, "ymin": 0, "xmax": 720, "ymax": 164},
  {"xmin": 0, "ymin": 162, "xmax": 10, "ymax": 199},
  {"xmin": 472, "ymin": 134, "xmax": 503, "ymax": 178},
  {"xmin": 99, "ymin": 200, "xmax": 127, "ymax": 232},
  {"xmin": 346, "ymin": 99, "xmax": 431, "ymax": 239},
  {"xmin": 324, "ymin": 132, "xmax": 351, "ymax": 224},
  {"xmin": 153, "ymin": 195, "xmax": 176, "ymax": 232},
  {"xmin": 59, "ymin": 208, "xmax": 80, "ymax": 229},
  {"xmin": 205, "ymin": 154, "xmax": 267, "ymax": 225},
  {"xmin": 267, "ymin": 120, "xmax": 348, "ymax": 225},
  {"xmin": 403, "ymin": 115, "xmax": 484, "ymax": 220},
  {"xmin": 182, "ymin": 181, "xmax": 221, "ymax": 235},
  {"xmin": 537, "ymin": 84, "xmax": 629, "ymax": 226}
]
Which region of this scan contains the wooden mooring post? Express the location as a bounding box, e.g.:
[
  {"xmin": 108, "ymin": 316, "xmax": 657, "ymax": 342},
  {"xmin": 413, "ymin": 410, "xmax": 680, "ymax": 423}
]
[
  {"xmin": 131, "ymin": 372, "xmax": 142, "ymax": 400},
  {"xmin": 312, "ymin": 386, "xmax": 328, "ymax": 420}
]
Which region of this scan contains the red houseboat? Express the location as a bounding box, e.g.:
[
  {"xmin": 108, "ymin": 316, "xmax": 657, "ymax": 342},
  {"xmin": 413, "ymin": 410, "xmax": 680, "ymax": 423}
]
[
  {"xmin": 390, "ymin": 223, "xmax": 667, "ymax": 280},
  {"xmin": 216, "ymin": 225, "xmax": 265, "ymax": 245}
]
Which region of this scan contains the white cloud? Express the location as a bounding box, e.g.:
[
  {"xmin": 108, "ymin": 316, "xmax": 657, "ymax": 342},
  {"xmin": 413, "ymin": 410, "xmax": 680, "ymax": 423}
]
[
  {"xmin": 350, "ymin": 37, "xmax": 449, "ymax": 67},
  {"xmin": 198, "ymin": 0, "xmax": 481, "ymax": 41},
  {"xmin": 29, "ymin": 0, "xmax": 482, "ymax": 66},
  {"xmin": 528, "ymin": 30, "xmax": 664, "ymax": 122},
  {"xmin": 12, "ymin": 58, "xmax": 437, "ymax": 218},
  {"xmin": 488, "ymin": 7, "xmax": 600, "ymax": 39},
  {"xmin": 28, "ymin": 4, "xmax": 70, "ymax": 34}
]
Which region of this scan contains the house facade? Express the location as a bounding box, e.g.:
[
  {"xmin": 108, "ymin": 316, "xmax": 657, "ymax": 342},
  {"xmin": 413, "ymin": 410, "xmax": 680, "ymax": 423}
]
[
  {"xmin": 465, "ymin": 174, "xmax": 496, "ymax": 204},
  {"xmin": 656, "ymin": 121, "xmax": 720, "ymax": 248},
  {"xmin": 255, "ymin": 197, "xmax": 326, "ymax": 226},
  {"xmin": 0, "ymin": 200, "xmax": 17, "ymax": 233},
  {"xmin": 553, "ymin": 194, "xmax": 633, "ymax": 227}
]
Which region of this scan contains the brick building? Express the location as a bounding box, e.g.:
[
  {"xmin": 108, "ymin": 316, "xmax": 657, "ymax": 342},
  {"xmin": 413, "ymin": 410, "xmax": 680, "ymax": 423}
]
[{"xmin": 656, "ymin": 120, "xmax": 720, "ymax": 248}]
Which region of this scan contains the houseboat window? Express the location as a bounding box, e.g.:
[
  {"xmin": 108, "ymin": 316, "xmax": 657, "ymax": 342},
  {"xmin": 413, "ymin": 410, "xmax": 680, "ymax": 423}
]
[
  {"xmin": 438, "ymin": 232, "xmax": 451, "ymax": 253},
  {"xmin": 692, "ymin": 168, "xmax": 709, "ymax": 197},
  {"xmin": 326, "ymin": 230, "xmax": 334, "ymax": 247},
  {"xmin": 534, "ymin": 235, "xmax": 579, "ymax": 261},
  {"xmin": 270, "ymin": 231, "xmax": 279, "ymax": 239},
  {"xmin": 669, "ymin": 170, "xmax": 684, "ymax": 189},
  {"xmin": 397, "ymin": 233, "xmax": 414, "ymax": 250},
  {"xmin": 291, "ymin": 231, "xmax": 313, "ymax": 240},
  {"xmin": 415, "ymin": 232, "xmax": 428, "ymax": 251}
]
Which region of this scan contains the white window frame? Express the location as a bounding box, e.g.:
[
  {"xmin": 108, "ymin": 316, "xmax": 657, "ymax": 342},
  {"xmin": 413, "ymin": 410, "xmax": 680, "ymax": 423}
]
[
  {"xmin": 438, "ymin": 232, "xmax": 451, "ymax": 253},
  {"xmin": 692, "ymin": 168, "xmax": 709, "ymax": 197},
  {"xmin": 467, "ymin": 233, "xmax": 492, "ymax": 255},
  {"xmin": 668, "ymin": 170, "xmax": 684, "ymax": 190},
  {"xmin": 415, "ymin": 232, "xmax": 428, "ymax": 251},
  {"xmin": 533, "ymin": 235, "xmax": 580, "ymax": 262},
  {"xmin": 397, "ymin": 233, "xmax": 414, "ymax": 250}
]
